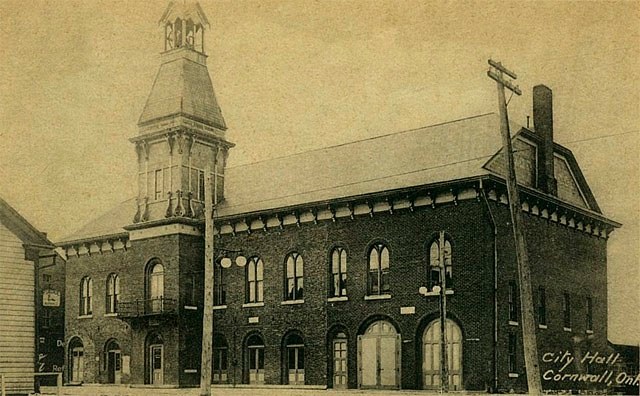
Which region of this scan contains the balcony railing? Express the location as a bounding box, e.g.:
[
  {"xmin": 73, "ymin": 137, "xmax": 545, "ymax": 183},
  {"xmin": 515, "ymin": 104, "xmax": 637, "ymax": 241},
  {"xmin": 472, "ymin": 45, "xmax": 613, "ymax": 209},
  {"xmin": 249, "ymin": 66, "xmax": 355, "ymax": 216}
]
[{"xmin": 118, "ymin": 297, "xmax": 178, "ymax": 318}]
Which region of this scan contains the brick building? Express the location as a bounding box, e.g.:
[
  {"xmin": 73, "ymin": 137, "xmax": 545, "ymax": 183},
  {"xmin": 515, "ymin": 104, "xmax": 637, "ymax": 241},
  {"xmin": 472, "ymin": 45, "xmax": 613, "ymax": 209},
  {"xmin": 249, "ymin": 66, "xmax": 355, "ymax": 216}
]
[{"xmin": 57, "ymin": 2, "xmax": 620, "ymax": 392}]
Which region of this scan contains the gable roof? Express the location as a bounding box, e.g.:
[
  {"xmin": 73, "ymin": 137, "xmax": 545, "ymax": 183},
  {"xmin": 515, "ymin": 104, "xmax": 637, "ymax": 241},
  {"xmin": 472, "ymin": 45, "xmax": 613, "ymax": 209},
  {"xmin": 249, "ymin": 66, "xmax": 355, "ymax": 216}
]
[
  {"xmin": 0, "ymin": 196, "xmax": 54, "ymax": 247},
  {"xmin": 58, "ymin": 112, "xmax": 612, "ymax": 244},
  {"xmin": 217, "ymin": 113, "xmax": 503, "ymax": 217}
]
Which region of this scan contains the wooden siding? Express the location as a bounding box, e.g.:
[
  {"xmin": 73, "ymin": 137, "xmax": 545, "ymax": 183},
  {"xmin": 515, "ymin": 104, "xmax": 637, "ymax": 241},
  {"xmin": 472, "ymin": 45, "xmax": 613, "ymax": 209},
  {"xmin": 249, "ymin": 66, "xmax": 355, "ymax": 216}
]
[{"xmin": 0, "ymin": 220, "xmax": 34, "ymax": 393}]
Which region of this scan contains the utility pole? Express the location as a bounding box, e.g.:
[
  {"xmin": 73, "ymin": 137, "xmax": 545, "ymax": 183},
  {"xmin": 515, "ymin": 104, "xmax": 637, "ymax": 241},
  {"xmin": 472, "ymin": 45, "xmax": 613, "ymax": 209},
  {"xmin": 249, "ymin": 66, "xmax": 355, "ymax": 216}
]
[
  {"xmin": 439, "ymin": 230, "xmax": 449, "ymax": 393},
  {"xmin": 200, "ymin": 164, "xmax": 214, "ymax": 396},
  {"xmin": 487, "ymin": 60, "xmax": 542, "ymax": 394}
]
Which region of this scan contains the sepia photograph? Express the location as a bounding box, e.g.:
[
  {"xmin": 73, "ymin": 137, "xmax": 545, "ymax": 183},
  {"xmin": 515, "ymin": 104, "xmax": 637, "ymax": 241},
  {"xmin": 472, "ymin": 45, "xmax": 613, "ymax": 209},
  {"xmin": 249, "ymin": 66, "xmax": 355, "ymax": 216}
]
[{"xmin": 0, "ymin": 1, "xmax": 638, "ymax": 395}]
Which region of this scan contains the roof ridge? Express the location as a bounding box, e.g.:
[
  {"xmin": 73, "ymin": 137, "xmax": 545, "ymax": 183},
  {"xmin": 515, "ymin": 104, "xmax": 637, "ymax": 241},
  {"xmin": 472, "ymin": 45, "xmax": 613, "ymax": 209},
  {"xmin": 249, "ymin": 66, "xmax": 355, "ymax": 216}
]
[{"xmin": 228, "ymin": 112, "xmax": 496, "ymax": 170}]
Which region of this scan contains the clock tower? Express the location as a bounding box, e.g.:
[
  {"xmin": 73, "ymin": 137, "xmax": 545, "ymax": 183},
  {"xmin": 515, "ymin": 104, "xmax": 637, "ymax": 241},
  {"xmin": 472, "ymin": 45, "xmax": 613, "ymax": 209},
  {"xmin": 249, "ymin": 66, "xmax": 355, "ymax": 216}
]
[{"xmin": 129, "ymin": 1, "xmax": 233, "ymax": 226}]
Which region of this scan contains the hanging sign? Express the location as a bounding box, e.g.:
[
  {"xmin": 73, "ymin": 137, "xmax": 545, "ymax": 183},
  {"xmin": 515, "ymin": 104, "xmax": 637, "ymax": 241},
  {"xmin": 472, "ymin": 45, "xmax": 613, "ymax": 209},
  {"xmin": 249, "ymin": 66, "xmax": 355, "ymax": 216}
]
[{"xmin": 43, "ymin": 289, "xmax": 61, "ymax": 307}]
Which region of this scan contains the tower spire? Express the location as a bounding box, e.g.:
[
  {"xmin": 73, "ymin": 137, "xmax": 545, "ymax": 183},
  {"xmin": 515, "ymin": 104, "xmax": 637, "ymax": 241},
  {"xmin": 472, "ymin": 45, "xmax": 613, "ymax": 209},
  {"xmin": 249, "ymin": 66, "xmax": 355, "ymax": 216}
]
[{"xmin": 129, "ymin": 2, "xmax": 232, "ymax": 226}]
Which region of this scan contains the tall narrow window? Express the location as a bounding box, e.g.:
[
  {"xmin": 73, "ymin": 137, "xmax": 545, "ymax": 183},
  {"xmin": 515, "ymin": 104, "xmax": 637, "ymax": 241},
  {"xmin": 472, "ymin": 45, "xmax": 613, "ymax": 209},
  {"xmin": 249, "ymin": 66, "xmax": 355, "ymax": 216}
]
[
  {"xmin": 246, "ymin": 257, "xmax": 264, "ymax": 303},
  {"xmin": 563, "ymin": 293, "xmax": 571, "ymax": 330},
  {"xmin": 508, "ymin": 281, "xmax": 518, "ymax": 323},
  {"xmin": 186, "ymin": 272, "xmax": 201, "ymax": 307},
  {"xmin": 147, "ymin": 261, "xmax": 165, "ymax": 313},
  {"xmin": 367, "ymin": 243, "xmax": 390, "ymax": 295},
  {"xmin": 42, "ymin": 308, "xmax": 52, "ymax": 328},
  {"xmin": 586, "ymin": 296, "xmax": 593, "ymax": 332},
  {"xmin": 214, "ymin": 261, "xmax": 226, "ymax": 306},
  {"xmin": 154, "ymin": 169, "xmax": 163, "ymax": 200},
  {"xmin": 80, "ymin": 277, "xmax": 93, "ymax": 316},
  {"xmin": 330, "ymin": 247, "xmax": 347, "ymax": 297},
  {"xmin": 537, "ymin": 287, "xmax": 547, "ymax": 326},
  {"xmin": 285, "ymin": 253, "xmax": 304, "ymax": 301},
  {"xmin": 106, "ymin": 273, "xmax": 120, "ymax": 314},
  {"xmin": 428, "ymin": 237, "xmax": 452, "ymax": 291},
  {"xmin": 508, "ymin": 333, "xmax": 517, "ymax": 374},
  {"xmin": 198, "ymin": 170, "xmax": 205, "ymax": 201}
]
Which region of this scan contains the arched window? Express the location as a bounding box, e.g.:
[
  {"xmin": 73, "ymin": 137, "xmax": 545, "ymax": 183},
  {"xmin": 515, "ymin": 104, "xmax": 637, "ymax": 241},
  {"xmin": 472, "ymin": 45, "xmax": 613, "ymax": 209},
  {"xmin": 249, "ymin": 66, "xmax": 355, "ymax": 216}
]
[
  {"xmin": 146, "ymin": 260, "xmax": 165, "ymax": 313},
  {"xmin": 174, "ymin": 17, "xmax": 183, "ymax": 48},
  {"xmin": 246, "ymin": 257, "xmax": 264, "ymax": 303},
  {"xmin": 213, "ymin": 260, "xmax": 225, "ymax": 306},
  {"xmin": 285, "ymin": 253, "xmax": 304, "ymax": 301},
  {"xmin": 213, "ymin": 334, "xmax": 228, "ymax": 384},
  {"xmin": 80, "ymin": 277, "xmax": 92, "ymax": 316},
  {"xmin": 185, "ymin": 19, "xmax": 195, "ymax": 49},
  {"xmin": 330, "ymin": 247, "xmax": 347, "ymax": 298},
  {"xmin": 367, "ymin": 243, "xmax": 390, "ymax": 296},
  {"xmin": 285, "ymin": 333, "xmax": 305, "ymax": 385},
  {"xmin": 428, "ymin": 237, "xmax": 452, "ymax": 291},
  {"xmin": 106, "ymin": 273, "xmax": 120, "ymax": 314},
  {"xmin": 164, "ymin": 23, "xmax": 174, "ymax": 50}
]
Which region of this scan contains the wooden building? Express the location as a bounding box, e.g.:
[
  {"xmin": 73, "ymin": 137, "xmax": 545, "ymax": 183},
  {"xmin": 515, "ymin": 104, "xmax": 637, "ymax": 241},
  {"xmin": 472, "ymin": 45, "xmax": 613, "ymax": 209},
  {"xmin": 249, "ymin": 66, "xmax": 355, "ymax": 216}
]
[{"xmin": 0, "ymin": 197, "xmax": 63, "ymax": 394}]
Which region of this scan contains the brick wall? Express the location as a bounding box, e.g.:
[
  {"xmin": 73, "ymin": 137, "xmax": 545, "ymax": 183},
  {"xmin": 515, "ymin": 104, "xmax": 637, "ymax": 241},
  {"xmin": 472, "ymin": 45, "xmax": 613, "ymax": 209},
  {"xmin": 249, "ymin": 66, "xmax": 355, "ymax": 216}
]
[
  {"xmin": 64, "ymin": 234, "xmax": 183, "ymax": 385},
  {"xmin": 490, "ymin": 200, "xmax": 609, "ymax": 393}
]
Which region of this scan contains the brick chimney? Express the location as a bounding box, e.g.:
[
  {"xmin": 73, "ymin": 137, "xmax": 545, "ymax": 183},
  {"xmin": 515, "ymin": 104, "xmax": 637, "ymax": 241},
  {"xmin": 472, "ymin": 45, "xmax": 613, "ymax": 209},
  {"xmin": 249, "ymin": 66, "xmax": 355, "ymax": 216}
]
[{"xmin": 533, "ymin": 85, "xmax": 557, "ymax": 195}]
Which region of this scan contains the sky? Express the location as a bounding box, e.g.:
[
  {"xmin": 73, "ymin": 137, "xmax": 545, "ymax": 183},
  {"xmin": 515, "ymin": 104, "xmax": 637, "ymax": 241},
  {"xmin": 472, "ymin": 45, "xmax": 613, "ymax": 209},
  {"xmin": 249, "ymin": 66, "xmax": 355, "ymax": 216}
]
[{"xmin": 0, "ymin": 1, "xmax": 637, "ymax": 344}]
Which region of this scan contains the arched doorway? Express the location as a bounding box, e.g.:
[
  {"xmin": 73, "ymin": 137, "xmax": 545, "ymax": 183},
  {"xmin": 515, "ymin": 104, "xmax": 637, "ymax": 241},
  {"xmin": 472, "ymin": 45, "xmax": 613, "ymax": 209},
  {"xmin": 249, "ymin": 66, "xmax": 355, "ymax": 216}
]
[
  {"xmin": 105, "ymin": 339, "xmax": 122, "ymax": 384},
  {"xmin": 358, "ymin": 320, "xmax": 400, "ymax": 389},
  {"xmin": 331, "ymin": 331, "xmax": 348, "ymax": 389},
  {"xmin": 245, "ymin": 334, "xmax": 264, "ymax": 385},
  {"xmin": 146, "ymin": 260, "xmax": 164, "ymax": 313},
  {"xmin": 212, "ymin": 334, "xmax": 228, "ymax": 384},
  {"xmin": 145, "ymin": 333, "xmax": 163, "ymax": 385},
  {"xmin": 68, "ymin": 337, "xmax": 84, "ymax": 384},
  {"xmin": 422, "ymin": 319, "xmax": 463, "ymax": 390},
  {"xmin": 284, "ymin": 333, "xmax": 304, "ymax": 385}
]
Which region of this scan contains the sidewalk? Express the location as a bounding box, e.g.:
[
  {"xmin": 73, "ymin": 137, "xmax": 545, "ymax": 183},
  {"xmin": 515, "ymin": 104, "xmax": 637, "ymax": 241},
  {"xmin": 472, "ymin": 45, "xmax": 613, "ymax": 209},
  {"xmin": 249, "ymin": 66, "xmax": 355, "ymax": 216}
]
[{"xmin": 38, "ymin": 385, "xmax": 499, "ymax": 396}]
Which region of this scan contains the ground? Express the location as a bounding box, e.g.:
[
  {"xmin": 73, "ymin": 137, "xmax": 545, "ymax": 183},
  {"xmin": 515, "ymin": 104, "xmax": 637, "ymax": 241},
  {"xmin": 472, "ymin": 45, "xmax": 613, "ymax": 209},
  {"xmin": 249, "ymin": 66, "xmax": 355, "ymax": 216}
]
[{"xmin": 36, "ymin": 386, "xmax": 501, "ymax": 396}]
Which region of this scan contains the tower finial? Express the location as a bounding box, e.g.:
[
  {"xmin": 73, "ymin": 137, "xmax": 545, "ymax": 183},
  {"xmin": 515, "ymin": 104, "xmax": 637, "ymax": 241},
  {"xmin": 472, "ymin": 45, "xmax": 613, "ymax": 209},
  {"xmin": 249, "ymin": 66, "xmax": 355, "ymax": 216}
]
[{"xmin": 159, "ymin": 1, "xmax": 210, "ymax": 53}]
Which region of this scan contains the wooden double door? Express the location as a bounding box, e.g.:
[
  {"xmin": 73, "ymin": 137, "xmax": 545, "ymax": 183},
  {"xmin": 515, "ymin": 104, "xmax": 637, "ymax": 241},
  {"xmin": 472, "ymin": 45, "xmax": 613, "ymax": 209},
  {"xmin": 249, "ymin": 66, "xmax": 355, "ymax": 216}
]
[{"xmin": 358, "ymin": 321, "xmax": 400, "ymax": 389}]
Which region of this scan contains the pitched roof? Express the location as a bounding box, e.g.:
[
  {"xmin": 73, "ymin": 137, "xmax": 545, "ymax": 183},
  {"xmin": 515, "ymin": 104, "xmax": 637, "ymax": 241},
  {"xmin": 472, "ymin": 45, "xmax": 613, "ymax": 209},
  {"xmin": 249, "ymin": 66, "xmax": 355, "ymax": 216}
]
[
  {"xmin": 0, "ymin": 196, "xmax": 54, "ymax": 247},
  {"xmin": 218, "ymin": 113, "xmax": 502, "ymax": 216},
  {"xmin": 138, "ymin": 54, "xmax": 226, "ymax": 130},
  {"xmin": 59, "ymin": 113, "xmax": 508, "ymax": 243}
]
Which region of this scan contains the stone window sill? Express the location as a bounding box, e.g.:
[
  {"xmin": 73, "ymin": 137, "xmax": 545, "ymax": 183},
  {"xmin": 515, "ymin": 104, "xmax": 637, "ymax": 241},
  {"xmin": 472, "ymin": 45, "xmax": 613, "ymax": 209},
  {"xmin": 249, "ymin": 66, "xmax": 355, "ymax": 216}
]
[
  {"xmin": 78, "ymin": 315, "xmax": 93, "ymax": 319},
  {"xmin": 328, "ymin": 296, "xmax": 348, "ymax": 302},
  {"xmin": 281, "ymin": 300, "xmax": 304, "ymax": 305},
  {"xmin": 586, "ymin": 329, "xmax": 594, "ymax": 334},
  {"xmin": 212, "ymin": 305, "xmax": 226, "ymax": 310},
  {"xmin": 242, "ymin": 302, "xmax": 264, "ymax": 308},
  {"xmin": 421, "ymin": 290, "xmax": 455, "ymax": 296},
  {"xmin": 104, "ymin": 313, "xmax": 118, "ymax": 317},
  {"xmin": 184, "ymin": 305, "xmax": 198, "ymax": 311},
  {"xmin": 538, "ymin": 324, "xmax": 548, "ymax": 329},
  {"xmin": 364, "ymin": 294, "xmax": 392, "ymax": 301},
  {"xmin": 564, "ymin": 327, "xmax": 572, "ymax": 332},
  {"xmin": 508, "ymin": 373, "xmax": 519, "ymax": 378},
  {"xmin": 509, "ymin": 321, "xmax": 519, "ymax": 326}
]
